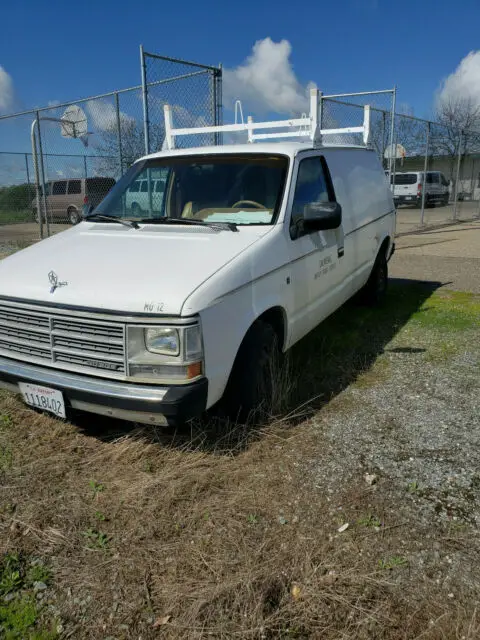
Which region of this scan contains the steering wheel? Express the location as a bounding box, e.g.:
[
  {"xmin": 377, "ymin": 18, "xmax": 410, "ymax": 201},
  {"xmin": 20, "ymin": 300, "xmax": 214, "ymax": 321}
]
[{"xmin": 231, "ymin": 199, "xmax": 266, "ymax": 210}]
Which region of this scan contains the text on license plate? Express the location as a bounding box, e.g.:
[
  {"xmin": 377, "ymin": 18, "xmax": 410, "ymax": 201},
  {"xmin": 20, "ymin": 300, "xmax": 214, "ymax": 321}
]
[{"xmin": 18, "ymin": 383, "xmax": 66, "ymax": 418}]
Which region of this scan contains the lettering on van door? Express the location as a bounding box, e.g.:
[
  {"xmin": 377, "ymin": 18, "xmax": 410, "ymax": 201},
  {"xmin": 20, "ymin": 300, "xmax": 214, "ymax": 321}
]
[{"xmin": 313, "ymin": 254, "xmax": 336, "ymax": 280}]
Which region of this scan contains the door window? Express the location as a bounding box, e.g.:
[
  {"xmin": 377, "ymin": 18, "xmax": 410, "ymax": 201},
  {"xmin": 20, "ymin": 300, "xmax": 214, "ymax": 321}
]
[
  {"xmin": 68, "ymin": 180, "xmax": 81, "ymax": 194},
  {"xmin": 52, "ymin": 181, "xmax": 67, "ymax": 195},
  {"xmin": 290, "ymin": 157, "xmax": 332, "ymax": 237}
]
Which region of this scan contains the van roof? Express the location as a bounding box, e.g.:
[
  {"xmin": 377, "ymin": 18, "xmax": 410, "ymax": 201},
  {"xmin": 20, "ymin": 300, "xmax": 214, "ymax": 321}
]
[{"xmin": 139, "ymin": 141, "xmax": 373, "ymax": 163}]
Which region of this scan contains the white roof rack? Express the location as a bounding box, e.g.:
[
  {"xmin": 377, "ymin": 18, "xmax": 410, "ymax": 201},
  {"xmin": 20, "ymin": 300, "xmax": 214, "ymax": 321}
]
[{"xmin": 163, "ymin": 88, "xmax": 371, "ymax": 150}]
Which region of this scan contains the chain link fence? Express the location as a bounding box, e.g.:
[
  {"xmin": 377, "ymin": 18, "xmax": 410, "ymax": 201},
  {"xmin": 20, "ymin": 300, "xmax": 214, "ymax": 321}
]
[
  {"xmin": 321, "ymin": 93, "xmax": 480, "ymax": 233},
  {"xmin": 1, "ymin": 57, "xmax": 479, "ymax": 247},
  {"xmin": 0, "ymin": 50, "xmax": 221, "ymax": 247}
]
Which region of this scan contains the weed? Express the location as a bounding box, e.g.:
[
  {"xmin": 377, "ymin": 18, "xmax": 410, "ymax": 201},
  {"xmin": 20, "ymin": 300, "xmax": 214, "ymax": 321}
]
[
  {"xmin": 82, "ymin": 528, "xmax": 110, "ymax": 550},
  {"xmin": 0, "ymin": 445, "xmax": 13, "ymax": 471},
  {"xmin": 357, "ymin": 514, "xmax": 381, "ymax": 528},
  {"xmin": 26, "ymin": 564, "xmax": 51, "ymax": 587},
  {"xmin": 94, "ymin": 511, "xmax": 106, "ymax": 522},
  {"xmin": 88, "ymin": 480, "xmax": 104, "ymax": 497},
  {"xmin": 247, "ymin": 514, "xmax": 259, "ymax": 525},
  {"xmin": 0, "ymin": 413, "xmax": 13, "ymax": 429},
  {"xmin": 378, "ymin": 556, "xmax": 408, "ymax": 570},
  {"xmin": 143, "ymin": 460, "xmax": 154, "ymax": 473},
  {"xmin": 407, "ymin": 481, "xmax": 420, "ymax": 494}
]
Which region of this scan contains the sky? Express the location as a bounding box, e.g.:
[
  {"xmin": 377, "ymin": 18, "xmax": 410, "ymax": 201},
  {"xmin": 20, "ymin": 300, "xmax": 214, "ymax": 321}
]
[{"xmin": 1, "ymin": 0, "xmax": 480, "ymax": 180}]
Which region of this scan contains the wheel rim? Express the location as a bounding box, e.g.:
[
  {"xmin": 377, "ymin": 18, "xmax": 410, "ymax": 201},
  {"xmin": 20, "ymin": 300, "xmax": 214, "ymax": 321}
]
[{"xmin": 69, "ymin": 210, "xmax": 78, "ymax": 224}]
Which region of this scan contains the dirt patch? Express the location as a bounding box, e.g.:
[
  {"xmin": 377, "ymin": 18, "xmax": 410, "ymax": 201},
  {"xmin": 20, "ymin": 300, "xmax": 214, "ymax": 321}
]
[{"xmin": 0, "ymin": 283, "xmax": 479, "ymax": 638}]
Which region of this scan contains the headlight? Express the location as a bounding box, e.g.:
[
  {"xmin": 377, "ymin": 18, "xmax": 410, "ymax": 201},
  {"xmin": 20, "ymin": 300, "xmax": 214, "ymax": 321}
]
[
  {"xmin": 126, "ymin": 321, "xmax": 203, "ymax": 383},
  {"xmin": 145, "ymin": 327, "xmax": 179, "ymax": 355}
]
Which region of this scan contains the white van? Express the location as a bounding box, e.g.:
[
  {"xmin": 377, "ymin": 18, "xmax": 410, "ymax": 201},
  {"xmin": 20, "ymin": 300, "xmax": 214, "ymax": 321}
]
[
  {"xmin": 0, "ymin": 91, "xmax": 395, "ymax": 426},
  {"xmin": 125, "ymin": 175, "xmax": 166, "ymax": 215},
  {"xmin": 391, "ymin": 171, "xmax": 450, "ymax": 207}
]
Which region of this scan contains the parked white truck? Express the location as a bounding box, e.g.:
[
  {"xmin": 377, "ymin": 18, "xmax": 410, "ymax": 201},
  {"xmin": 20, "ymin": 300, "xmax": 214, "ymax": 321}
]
[{"xmin": 0, "ymin": 90, "xmax": 395, "ymax": 425}]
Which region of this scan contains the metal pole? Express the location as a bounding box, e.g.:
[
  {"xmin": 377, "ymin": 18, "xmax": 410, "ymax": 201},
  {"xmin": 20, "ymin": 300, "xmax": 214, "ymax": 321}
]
[
  {"xmin": 453, "ymin": 130, "xmax": 463, "ymax": 220},
  {"xmin": 83, "ymin": 155, "xmax": 88, "ymax": 179},
  {"xmin": 30, "ymin": 119, "xmax": 43, "ymax": 239},
  {"xmin": 382, "ymin": 111, "xmax": 386, "ymax": 167},
  {"xmin": 420, "ymin": 122, "xmax": 430, "ymax": 226},
  {"xmin": 212, "ymin": 70, "xmax": 218, "ymax": 146},
  {"xmin": 140, "ymin": 44, "xmax": 150, "ymax": 155},
  {"xmin": 388, "ymin": 86, "xmax": 397, "ymax": 177},
  {"xmin": 24, "ymin": 153, "xmax": 32, "ymax": 210},
  {"xmin": 36, "ymin": 114, "xmax": 50, "ymax": 237},
  {"xmin": 115, "ymin": 92, "xmax": 124, "ymax": 174}
]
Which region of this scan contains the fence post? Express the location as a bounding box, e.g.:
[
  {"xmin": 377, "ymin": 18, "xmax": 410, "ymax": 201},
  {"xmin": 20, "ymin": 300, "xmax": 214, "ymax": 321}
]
[
  {"xmin": 453, "ymin": 130, "xmax": 463, "ymax": 220},
  {"xmin": 388, "ymin": 86, "xmax": 397, "ymax": 177},
  {"xmin": 83, "ymin": 155, "xmax": 88, "ymax": 179},
  {"xmin": 140, "ymin": 45, "xmax": 150, "ymax": 155},
  {"xmin": 24, "ymin": 153, "xmax": 32, "ymax": 211},
  {"xmin": 115, "ymin": 92, "xmax": 124, "ymax": 174},
  {"xmin": 36, "ymin": 112, "xmax": 50, "ymax": 238},
  {"xmin": 420, "ymin": 122, "xmax": 430, "ymax": 226},
  {"xmin": 31, "ymin": 119, "xmax": 43, "ymax": 239}
]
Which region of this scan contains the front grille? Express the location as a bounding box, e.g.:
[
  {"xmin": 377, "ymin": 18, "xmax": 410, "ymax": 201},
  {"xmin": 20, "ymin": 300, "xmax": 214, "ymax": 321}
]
[{"xmin": 0, "ymin": 303, "xmax": 126, "ymax": 378}]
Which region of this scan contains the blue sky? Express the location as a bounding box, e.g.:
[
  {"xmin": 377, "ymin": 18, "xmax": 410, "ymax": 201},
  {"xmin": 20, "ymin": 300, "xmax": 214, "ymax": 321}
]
[
  {"xmin": 1, "ymin": 0, "xmax": 479, "ymax": 117},
  {"xmin": 0, "ymin": 0, "xmax": 479, "ymax": 184}
]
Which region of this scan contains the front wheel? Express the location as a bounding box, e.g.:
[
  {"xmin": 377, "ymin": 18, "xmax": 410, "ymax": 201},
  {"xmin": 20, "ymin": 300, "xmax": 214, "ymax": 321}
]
[
  {"xmin": 360, "ymin": 250, "xmax": 388, "ymax": 306},
  {"xmin": 68, "ymin": 208, "xmax": 80, "ymax": 225},
  {"xmin": 221, "ymin": 320, "xmax": 280, "ymax": 424}
]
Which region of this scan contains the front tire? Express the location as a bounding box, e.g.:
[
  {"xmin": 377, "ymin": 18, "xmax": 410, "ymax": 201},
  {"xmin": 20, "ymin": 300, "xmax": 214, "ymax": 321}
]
[
  {"xmin": 360, "ymin": 249, "xmax": 388, "ymax": 306},
  {"xmin": 221, "ymin": 320, "xmax": 280, "ymax": 424}
]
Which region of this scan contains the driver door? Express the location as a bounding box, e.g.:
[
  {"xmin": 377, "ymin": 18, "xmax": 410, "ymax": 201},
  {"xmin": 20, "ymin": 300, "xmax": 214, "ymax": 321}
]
[{"xmin": 286, "ymin": 154, "xmax": 345, "ymax": 346}]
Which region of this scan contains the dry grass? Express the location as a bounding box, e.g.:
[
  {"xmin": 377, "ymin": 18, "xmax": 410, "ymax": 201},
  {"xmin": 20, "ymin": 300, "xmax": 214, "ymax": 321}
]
[{"xmin": 1, "ymin": 281, "xmax": 479, "ymax": 638}]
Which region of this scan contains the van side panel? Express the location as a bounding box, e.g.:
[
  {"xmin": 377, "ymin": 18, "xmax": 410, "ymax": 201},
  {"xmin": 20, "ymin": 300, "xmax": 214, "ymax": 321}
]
[{"xmin": 323, "ymin": 148, "xmax": 395, "ymax": 292}]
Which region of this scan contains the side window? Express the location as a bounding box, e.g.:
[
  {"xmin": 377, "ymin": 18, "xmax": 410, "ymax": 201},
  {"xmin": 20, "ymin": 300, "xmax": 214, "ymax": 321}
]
[
  {"xmin": 428, "ymin": 173, "xmax": 439, "ymax": 184},
  {"xmin": 291, "ymin": 157, "xmax": 331, "ymax": 234},
  {"xmin": 52, "ymin": 181, "xmax": 67, "ymax": 195},
  {"xmin": 140, "ymin": 181, "xmax": 148, "ymax": 193},
  {"xmin": 68, "ymin": 180, "xmax": 81, "ymax": 195},
  {"xmin": 440, "ymin": 174, "xmax": 449, "ymax": 187},
  {"xmin": 128, "ymin": 181, "xmax": 140, "ymax": 193}
]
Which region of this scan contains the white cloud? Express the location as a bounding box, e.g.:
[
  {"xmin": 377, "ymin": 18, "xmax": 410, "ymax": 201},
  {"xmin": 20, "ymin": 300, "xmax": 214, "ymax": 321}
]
[
  {"xmin": 437, "ymin": 51, "xmax": 480, "ymax": 106},
  {"xmin": 223, "ymin": 38, "xmax": 315, "ymax": 115},
  {"xmin": 86, "ymin": 99, "xmax": 133, "ymax": 132},
  {"xmin": 0, "ymin": 66, "xmax": 15, "ymax": 113}
]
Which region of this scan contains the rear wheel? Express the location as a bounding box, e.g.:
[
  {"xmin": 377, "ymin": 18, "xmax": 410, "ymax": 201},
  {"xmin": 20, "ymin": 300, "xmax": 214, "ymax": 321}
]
[
  {"xmin": 221, "ymin": 320, "xmax": 280, "ymax": 424},
  {"xmin": 360, "ymin": 248, "xmax": 388, "ymax": 306},
  {"xmin": 68, "ymin": 207, "xmax": 80, "ymax": 225}
]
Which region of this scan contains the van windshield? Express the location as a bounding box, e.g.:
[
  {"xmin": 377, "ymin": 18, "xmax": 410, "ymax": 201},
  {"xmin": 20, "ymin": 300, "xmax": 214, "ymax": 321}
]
[{"xmin": 94, "ymin": 154, "xmax": 288, "ymax": 225}]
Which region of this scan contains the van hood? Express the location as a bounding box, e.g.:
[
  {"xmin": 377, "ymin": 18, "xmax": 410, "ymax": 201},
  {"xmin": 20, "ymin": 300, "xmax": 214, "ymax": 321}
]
[{"xmin": 0, "ymin": 222, "xmax": 269, "ymax": 315}]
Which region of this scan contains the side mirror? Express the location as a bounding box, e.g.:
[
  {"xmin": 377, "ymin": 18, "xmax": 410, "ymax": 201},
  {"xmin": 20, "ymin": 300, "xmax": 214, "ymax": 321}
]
[{"xmin": 303, "ymin": 201, "xmax": 342, "ymax": 231}]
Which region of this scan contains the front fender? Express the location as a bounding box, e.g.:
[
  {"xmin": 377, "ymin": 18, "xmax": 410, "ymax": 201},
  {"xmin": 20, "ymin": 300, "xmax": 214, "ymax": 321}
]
[{"xmin": 200, "ymin": 267, "xmax": 290, "ymax": 408}]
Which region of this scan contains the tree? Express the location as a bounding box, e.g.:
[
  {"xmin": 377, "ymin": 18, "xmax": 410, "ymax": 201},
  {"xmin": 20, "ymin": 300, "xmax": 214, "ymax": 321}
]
[
  {"xmin": 93, "ymin": 119, "xmax": 165, "ymax": 177},
  {"xmin": 431, "ymin": 96, "xmax": 480, "ymax": 182}
]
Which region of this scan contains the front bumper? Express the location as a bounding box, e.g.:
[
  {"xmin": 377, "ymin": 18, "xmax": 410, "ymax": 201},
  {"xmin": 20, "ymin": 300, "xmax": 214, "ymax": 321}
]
[{"xmin": 0, "ymin": 356, "xmax": 208, "ymax": 426}]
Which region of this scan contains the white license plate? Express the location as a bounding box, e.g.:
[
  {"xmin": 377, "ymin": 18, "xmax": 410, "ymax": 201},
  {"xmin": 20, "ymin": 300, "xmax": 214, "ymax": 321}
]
[
  {"xmin": 19, "ymin": 383, "xmax": 66, "ymax": 419},
  {"xmin": 405, "ymin": 196, "xmax": 413, "ymax": 200}
]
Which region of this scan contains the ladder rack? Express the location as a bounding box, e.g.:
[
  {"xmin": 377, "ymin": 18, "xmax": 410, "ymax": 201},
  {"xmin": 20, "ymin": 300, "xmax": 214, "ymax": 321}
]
[{"xmin": 163, "ymin": 88, "xmax": 371, "ymax": 150}]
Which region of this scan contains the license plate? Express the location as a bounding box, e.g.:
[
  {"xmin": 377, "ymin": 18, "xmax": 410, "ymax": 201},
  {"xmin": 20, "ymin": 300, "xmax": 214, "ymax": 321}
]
[
  {"xmin": 405, "ymin": 196, "xmax": 413, "ymax": 200},
  {"xmin": 19, "ymin": 383, "xmax": 66, "ymax": 419}
]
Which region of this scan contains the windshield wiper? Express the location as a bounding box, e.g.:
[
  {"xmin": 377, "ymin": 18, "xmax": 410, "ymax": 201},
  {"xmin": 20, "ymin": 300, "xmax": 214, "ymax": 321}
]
[
  {"xmin": 85, "ymin": 214, "xmax": 140, "ymax": 229},
  {"xmin": 139, "ymin": 216, "xmax": 238, "ymax": 232}
]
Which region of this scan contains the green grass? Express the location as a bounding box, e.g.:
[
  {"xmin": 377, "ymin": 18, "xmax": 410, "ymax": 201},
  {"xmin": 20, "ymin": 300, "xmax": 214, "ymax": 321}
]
[
  {"xmin": 410, "ymin": 291, "xmax": 480, "ymax": 331},
  {"xmin": 0, "ymin": 554, "xmax": 56, "ymax": 639},
  {"xmin": 0, "ymin": 209, "xmax": 34, "ymax": 225}
]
